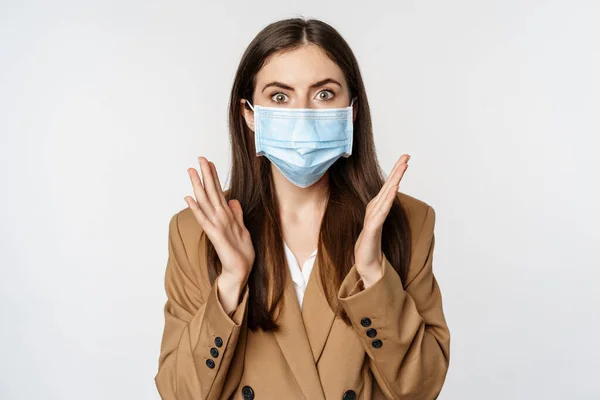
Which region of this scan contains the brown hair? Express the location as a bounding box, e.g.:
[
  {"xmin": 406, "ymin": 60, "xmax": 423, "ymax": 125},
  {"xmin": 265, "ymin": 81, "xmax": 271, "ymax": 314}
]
[{"xmin": 205, "ymin": 17, "xmax": 412, "ymax": 330}]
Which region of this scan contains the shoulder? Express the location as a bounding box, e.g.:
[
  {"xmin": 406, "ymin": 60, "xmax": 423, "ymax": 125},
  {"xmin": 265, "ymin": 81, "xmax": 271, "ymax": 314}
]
[
  {"xmin": 396, "ymin": 191, "xmax": 436, "ymax": 242},
  {"xmin": 396, "ymin": 192, "xmax": 438, "ymax": 286},
  {"xmin": 166, "ymin": 206, "xmax": 212, "ymax": 290},
  {"xmin": 171, "ymin": 206, "xmax": 202, "ymax": 233},
  {"xmin": 168, "ymin": 206, "xmax": 205, "ymax": 259},
  {"xmin": 396, "ymin": 191, "xmax": 431, "ymax": 215}
]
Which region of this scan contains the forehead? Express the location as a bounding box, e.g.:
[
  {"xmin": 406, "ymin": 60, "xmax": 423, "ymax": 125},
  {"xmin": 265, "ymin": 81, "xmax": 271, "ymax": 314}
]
[{"xmin": 255, "ymin": 44, "xmax": 346, "ymax": 88}]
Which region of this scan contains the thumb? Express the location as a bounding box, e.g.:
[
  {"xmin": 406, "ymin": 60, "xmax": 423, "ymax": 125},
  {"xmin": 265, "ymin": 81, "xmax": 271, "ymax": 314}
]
[{"xmin": 228, "ymin": 199, "xmax": 245, "ymax": 227}]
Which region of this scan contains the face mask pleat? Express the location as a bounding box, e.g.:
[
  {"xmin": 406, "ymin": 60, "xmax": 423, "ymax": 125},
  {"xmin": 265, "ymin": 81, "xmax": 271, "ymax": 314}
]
[
  {"xmin": 262, "ymin": 151, "xmax": 343, "ymax": 188},
  {"xmin": 258, "ymin": 138, "xmax": 350, "ymax": 149},
  {"xmin": 246, "ymin": 98, "xmax": 355, "ymax": 188}
]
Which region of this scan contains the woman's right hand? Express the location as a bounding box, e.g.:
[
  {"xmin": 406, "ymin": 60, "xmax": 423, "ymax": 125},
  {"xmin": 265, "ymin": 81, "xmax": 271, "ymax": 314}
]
[{"xmin": 184, "ymin": 156, "xmax": 255, "ymax": 312}]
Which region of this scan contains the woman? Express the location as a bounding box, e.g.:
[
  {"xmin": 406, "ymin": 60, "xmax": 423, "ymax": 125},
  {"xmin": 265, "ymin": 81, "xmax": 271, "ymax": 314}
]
[{"xmin": 155, "ymin": 17, "xmax": 450, "ymax": 400}]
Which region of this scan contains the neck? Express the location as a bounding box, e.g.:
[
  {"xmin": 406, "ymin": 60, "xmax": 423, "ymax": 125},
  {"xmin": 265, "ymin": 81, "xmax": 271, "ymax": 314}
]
[{"xmin": 271, "ymin": 163, "xmax": 329, "ymax": 218}]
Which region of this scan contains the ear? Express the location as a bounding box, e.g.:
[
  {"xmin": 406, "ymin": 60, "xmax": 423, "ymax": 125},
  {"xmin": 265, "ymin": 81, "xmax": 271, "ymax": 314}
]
[{"xmin": 240, "ymin": 99, "xmax": 255, "ymax": 132}]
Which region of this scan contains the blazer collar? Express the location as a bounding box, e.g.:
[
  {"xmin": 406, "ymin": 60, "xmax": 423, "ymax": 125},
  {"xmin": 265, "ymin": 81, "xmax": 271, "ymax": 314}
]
[
  {"xmin": 272, "ymin": 251, "xmax": 335, "ymax": 400},
  {"xmin": 301, "ymin": 253, "xmax": 337, "ymax": 364}
]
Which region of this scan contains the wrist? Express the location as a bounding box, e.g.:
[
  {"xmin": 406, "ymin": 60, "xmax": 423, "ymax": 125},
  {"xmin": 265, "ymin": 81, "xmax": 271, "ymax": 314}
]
[
  {"xmin": 219, "ymin": 271, "xmax": 249, "ymax": 288},
  {"xmin": 217, "ymin": 274, "xmax": 247, "ymax": 314},
  {"xmin": 359, "ymin": 266, "xmax": 383, "ymax": 289}
]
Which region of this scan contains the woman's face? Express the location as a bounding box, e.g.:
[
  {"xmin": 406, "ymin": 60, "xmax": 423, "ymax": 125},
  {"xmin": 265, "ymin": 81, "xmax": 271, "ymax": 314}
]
[{"xmin": 242, "ymin": 44, "xmax": 354, "ymax": 130}]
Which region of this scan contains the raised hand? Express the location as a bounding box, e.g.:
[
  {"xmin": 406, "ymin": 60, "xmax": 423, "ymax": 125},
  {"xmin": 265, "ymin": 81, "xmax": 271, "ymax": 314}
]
[
  {"xmin": 354, "ymin": 154, "xmax": 411, "ymax": 288},
  {"xmin": 184, "ymin": 156, "xmax": 255, "ymax": 312}
]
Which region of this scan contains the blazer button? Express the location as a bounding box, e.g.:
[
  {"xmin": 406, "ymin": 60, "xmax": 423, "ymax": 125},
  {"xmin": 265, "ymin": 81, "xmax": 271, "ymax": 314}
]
[
  {"xmin": 366, "ymin": 328, "xmax": 377, "ymax": 338},
  {"xmin": 205, "ymin": 359, "xmax": 215, "ymax": 368},
  {"xmin": 214, "ymin": 336, "xmax": 223, "ymax": 347},
  {"xmin": 343, "ymin": 389, "xmax": 357, "ymax": 400},
  {"xmin": 372, "ymin": 339, "xmax": 383, "ymax": 348},
  {"xmin": 360, "ymin": 317, "xmax": 371, "ymax": 327},
  {"xmin": 210, "ymin": 347, "xmax": 219, "ymax": 358},
  {"xmin": 241, "ymin": 385, "xmax": 254, "ymax": 399}
]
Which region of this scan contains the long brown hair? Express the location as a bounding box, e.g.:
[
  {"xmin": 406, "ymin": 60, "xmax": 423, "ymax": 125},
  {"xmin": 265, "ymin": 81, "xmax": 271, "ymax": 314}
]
[{"xmin": 205, "ymin": 17, "xmax": 412, "ymax": 330}]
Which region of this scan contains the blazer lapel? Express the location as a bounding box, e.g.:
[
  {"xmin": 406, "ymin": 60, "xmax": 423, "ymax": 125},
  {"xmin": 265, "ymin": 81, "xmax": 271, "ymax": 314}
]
[
  {"xmin": 272, "ymin": 263, "xmax": 326, "ymax": 400},
  {"xmin": 301, "ymin": 253, "xmax": 336, "ymax": 364}
]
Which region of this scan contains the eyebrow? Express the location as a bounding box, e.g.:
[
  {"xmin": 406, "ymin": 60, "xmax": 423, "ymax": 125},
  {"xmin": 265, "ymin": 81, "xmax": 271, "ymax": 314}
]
[{"xmin": 261, "ymin": 78, "xmax": 342, "ymax": 93}]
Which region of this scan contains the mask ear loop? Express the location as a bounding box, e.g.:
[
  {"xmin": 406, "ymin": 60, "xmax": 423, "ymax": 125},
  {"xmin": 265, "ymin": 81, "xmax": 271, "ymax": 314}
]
[
  {"xmin": 244, "ymin": 99, "xmax": 255, "ymax": 112},
  {"xmin": 350, "ymin": 97, "xmax": 357, "ymax": 107}
]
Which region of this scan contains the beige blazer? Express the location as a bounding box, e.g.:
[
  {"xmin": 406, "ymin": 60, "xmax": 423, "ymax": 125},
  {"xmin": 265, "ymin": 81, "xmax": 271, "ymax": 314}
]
[{"xmin": 155, "ymin": 192, "xmax": 450, "ymax": 400}]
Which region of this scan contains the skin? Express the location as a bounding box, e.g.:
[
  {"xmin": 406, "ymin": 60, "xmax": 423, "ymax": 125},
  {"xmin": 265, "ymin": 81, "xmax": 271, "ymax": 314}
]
[{"xmin": 185, "ymin": 44, "xmax": 410, "ymax": 314}]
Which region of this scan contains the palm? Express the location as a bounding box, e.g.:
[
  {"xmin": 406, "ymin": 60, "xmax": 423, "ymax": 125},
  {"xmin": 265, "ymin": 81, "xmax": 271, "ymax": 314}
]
[
  {"xmin": 354, "ymin": 154, "xmax": 410, "ymax": 274},
  {"xmin": 184, "ymin": 157, "xmax": 255, "ymax": 283}
]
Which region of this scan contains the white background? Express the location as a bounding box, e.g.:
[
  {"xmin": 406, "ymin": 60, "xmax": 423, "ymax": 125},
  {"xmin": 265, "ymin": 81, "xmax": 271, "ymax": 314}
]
[{"xmin": 1, "ymin": 1, "xmax": 599, "ymax": 399}]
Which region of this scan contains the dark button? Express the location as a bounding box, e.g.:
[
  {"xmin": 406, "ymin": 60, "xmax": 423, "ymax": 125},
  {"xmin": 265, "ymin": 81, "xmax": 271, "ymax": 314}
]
[
  {"xmin": 210, "ymin": 347, "xmax": 219, "ymax": 358},
  {"xmin": 205, "ymin": 359, "xmax": 215, "ymax": 368},
  {"xmin": 360, "ymin": 317, "xmax": 371, "ymax": 327},
  {"xmin": 343, "ymin": 389, "xmax": 357, "ymax": 400},
  {"xmin": 241, "ymin": 385, "xmax": 254, "ymax": 400},
  {"xmin": 214, "ymin": 336, "xmax": 223, "ymax": 347},
  {"xmin": 366, "ymin": 328, "xmax": 377, "ymax": 338},
  {"xmin": 372, "ymin": 339, "xmax": 383, "ymax": 348}
]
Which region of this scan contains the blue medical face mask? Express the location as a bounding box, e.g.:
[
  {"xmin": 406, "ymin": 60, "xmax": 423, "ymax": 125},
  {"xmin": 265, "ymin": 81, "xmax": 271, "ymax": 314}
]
[{"xmin": 245, "ymin": 98, "xmax": 356, "ymax": 188}]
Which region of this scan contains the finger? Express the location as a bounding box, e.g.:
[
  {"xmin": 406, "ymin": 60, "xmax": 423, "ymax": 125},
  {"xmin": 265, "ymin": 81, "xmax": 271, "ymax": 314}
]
[
  {"xmin": 373, "ymin": 154, "xmax": 409, "ymax": 208},
  {"xmin": 378, "ymin": 161, "xmax": 408, "ymax": 209},
  {"xmin": 184, "ymin": 195, "xmax": 213, "ymax": 231},
  {"xmin": 209, "ymin": 161, "xmax": 231, "ymax": 211},
  {"xmin": 198, "ymin": 157, "xmax": 223, "ymax": 211},
  {"xmin": 372, "ymin": 157, "xmax": 408, "ymax": 216},
  {"xmin": 188, "ymin": 167, "xmax": 215, "ymax": 217},
  {"xmin": 375, "ymin": 155, "xmax": 407, "ymax": 202},
  {"xmin": 377, "ymin": 164, "xmax": 408, "ymax": 214},
  {"xmin": 228, "ymin": 199, "xmax": 245, "ymax": 228}
]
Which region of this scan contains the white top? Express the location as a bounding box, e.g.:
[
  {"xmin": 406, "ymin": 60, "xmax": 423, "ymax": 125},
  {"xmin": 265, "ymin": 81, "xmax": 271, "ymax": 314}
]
[{"xmin": 283, "ymin": 240, "xmax": 318, "ymax": 311}]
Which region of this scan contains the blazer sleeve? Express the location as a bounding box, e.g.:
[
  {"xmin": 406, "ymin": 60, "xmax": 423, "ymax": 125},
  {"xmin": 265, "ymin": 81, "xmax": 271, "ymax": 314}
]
[
  {"xmin": 337, "ymin": 205, "xmax": 450, "ymax": 400},
  {"xmin": 155, "ymin": 212, "xmax": 250, "ymax": 400}
]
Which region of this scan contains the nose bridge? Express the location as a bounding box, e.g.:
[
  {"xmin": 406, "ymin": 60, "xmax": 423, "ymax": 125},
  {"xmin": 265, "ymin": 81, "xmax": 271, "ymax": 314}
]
[
  {"xmin": 296, "ymin": 96, "xmax": 310, "ymax": 109},
  {"xmin": 291, "ymin": 117, "xmax": 320, "ymax": 143}
]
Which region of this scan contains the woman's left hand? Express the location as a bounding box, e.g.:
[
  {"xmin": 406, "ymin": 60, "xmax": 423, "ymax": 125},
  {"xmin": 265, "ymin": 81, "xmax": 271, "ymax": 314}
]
[{"xmin": 354, "ymin": 154, "xmax": 411, "ymax": 288}]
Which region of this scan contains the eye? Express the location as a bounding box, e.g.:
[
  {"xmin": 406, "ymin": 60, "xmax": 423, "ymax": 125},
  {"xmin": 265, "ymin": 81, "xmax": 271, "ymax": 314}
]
[
  {"xmin": 270, "ymin": 92, "xmax": 288, "ymax": 103},
  {"xmin": 316, "ymin": 89, "xmax": 334, "ymax": 101}
]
